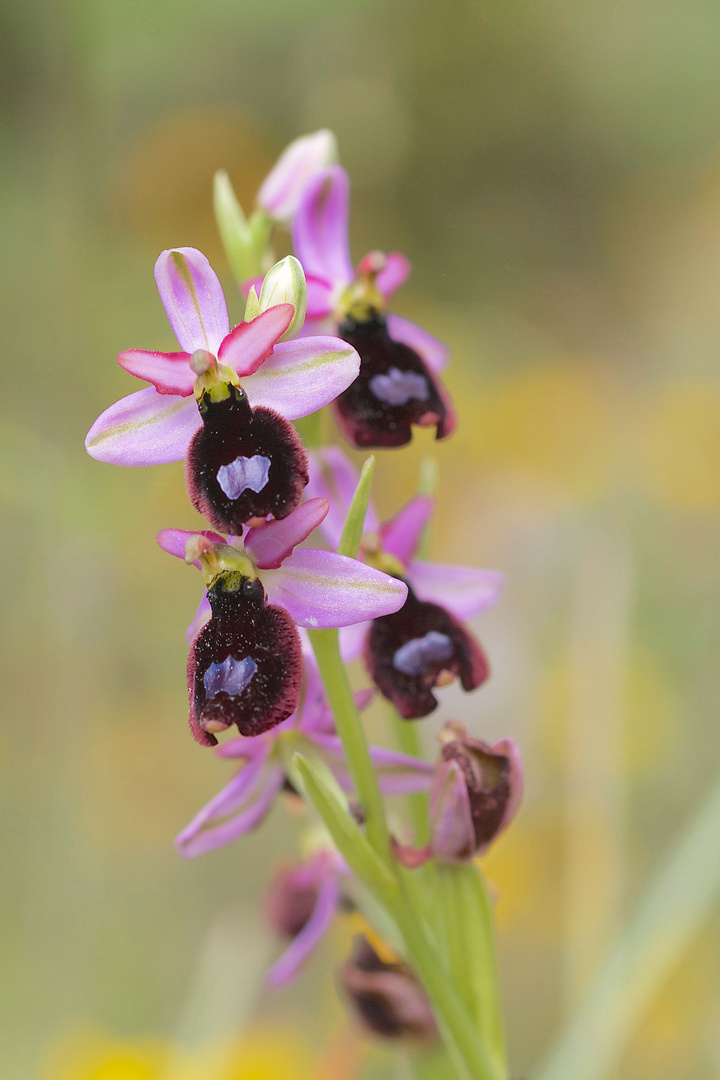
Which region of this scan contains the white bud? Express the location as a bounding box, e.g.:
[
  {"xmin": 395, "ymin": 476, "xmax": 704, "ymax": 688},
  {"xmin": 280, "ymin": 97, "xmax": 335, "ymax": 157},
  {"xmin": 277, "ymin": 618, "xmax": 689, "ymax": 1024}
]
[
  {"xmin": 257, "ymin": 130, "xmax": 338, "ymax": 224},
  {"xmin": 257, "ymin": 256, "xmax": 307, "ymax": 341}
]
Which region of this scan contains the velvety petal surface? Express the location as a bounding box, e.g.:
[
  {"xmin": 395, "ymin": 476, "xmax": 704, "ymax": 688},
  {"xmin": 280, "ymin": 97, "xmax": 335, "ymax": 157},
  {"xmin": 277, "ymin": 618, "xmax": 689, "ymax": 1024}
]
[
  {"xmin": 375, "ymin": 253, "xmax": 411, "ymax": 299},
  {"xmin": 306, "ymin": 446, "xmax": 380, "ymax": 550},
  {"xmin": 260, "ymin": 549, "xmax": 407, "ymax": 628},
  {"xmin": 244, "ymin": 498, "xmax": 330, "ymax": 570},
  {"xmin": 240, "ymin": 336, "xmax": 359, "ymax": 420},
  {"xmin": 154, "ymin": 248, "xmax": 230, "ymax": 354},
  {"xmin": 409, "ymin": 562, "xmax": 505, "ymax": 621},
  {"xmin": 116, "ymin": 349, "xmax": 194, "ymax": 396},
  {"xmin": 85, "ymin": 387, "xmax": 201, "ymax": 466},
  {"xmin": 380, "ymin": 496, "xmax": 434, "ymax": 567},
  {"xmin": 217, "ymin": 305, "xmax": 294, "ymax": 377},
  {"xmin": 292, "ymin": 166, "xmax": 353, "ymax": 287},
  {"xmin": 385, "ymin": 314, "xmax": 449, "ymax": 374}
]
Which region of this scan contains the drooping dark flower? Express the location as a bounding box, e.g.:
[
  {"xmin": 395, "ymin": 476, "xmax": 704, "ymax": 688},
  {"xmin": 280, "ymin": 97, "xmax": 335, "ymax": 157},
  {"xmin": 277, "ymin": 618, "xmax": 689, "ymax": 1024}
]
[
  {"xmin": 340, "ymin": 936, "xmax": 438, "ymax": 1042},
  {"xmin": 290, "ymin": 167, "xmax": 456, "ymax": 449},
  {"xmin": 430, "ymin": 721, "xmax": 524, "ymax": 861},
  {"xmin": 364, "ymin": 582, "xmax": 489, "ymax": 719},
  {"xmin": 306, "ymin": 446, "xmax": 504, "ymax": 718}
]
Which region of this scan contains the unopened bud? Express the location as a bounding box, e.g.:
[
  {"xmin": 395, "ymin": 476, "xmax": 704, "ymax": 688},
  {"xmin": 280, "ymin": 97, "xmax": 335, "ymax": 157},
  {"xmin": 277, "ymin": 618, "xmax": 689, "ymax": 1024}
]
[
  {"xmin": 430, "ymin": 722, "xmax": 523, "ymax": 862},
  {"xmin": 340, "ymin": 936, "xmax": 438, "ymax": 1043},
  {"xmin": 257, "ymin": 130, "xmax": 339, "ymax": 224},
  {"xmin": 257, "ymin": 256, "xmax": 307, "ymax": 340}
]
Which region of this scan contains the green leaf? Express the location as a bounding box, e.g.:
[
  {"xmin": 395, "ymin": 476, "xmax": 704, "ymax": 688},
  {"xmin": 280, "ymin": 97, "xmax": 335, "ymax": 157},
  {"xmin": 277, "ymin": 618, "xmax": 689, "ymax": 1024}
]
[
  {"xmin": 338, "ymin": 456, "xmax": 375, "ymax": 558},
  {"xmin": 291, "ymin": 752, "xmax": 397, "ymax": 902}
]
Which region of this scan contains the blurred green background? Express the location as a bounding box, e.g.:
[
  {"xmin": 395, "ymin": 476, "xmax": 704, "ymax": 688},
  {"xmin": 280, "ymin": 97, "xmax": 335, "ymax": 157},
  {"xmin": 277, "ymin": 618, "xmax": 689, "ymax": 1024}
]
[{"xmin": 3, "ymin": 0, "xmax": 720, "ymax": 1077}]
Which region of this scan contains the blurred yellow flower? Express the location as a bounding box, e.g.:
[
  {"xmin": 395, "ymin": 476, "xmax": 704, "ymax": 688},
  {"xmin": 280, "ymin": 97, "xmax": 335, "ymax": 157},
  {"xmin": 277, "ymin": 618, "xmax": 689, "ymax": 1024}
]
[{"xmin": 642, "ymin": 379, "xmax": 720, "ymax": 511}]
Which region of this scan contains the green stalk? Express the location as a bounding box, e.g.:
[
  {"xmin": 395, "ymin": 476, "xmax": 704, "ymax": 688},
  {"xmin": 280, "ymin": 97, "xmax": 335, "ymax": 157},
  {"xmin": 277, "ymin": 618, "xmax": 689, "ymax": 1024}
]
[
  {"xmin": 389, "ymin": 702, "xmax": 430, "ymax": 845},
  {"xmin": 309, "ymin": 627, "xmax": 392, "ymax": 862}
]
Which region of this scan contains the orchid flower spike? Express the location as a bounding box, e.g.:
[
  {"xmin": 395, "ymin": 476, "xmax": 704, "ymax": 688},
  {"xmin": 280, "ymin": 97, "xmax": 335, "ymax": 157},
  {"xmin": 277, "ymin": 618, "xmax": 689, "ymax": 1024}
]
[
  {"xmin": 157, "ymin": 498, "xmax": 408, "ymax": 745},
  {"xmin": 340, "ymin": 935, "xmax": 438, "ymax": 1042},
  {"xmin": 306, "ymin": 447, "xmax": 505, "ymax": 719},
  {"xmin": 429, "ymin": 721, "xmax": 524, "ymax": 862},
  {"xmin": 290, "ymin": 166, "xmax": 455, "ymax": 448},
  {"xmin": 174, "ymin": 647, "xmax": 433, "ymax": 855},
  {"xmin": 85, "ymin": 249, "xmax": 359, "ymax": 531}
]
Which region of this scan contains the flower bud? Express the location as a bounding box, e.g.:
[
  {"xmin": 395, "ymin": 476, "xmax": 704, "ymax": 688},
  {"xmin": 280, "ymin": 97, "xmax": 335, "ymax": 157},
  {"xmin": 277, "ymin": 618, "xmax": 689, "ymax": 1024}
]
[
  {"xmin": 258, "ymin": 256, "xmax": 307, "ymax": 341},
  {"xmin": 257, "ymin": 130, "xmax": 339, "ymax": 224},
  {"xmin": 430, "ymin": 722, "xmax": 523, "ymax": 862},
  {"xmin": 340, "ymin": 936, "xmax": 438, "ymax": 1043}
]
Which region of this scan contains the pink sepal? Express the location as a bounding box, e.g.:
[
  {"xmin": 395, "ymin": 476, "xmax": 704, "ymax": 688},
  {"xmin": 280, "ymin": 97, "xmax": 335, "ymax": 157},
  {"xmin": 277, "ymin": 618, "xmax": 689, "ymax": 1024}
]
[
  {"xmin": 154, "ymin": 247, "xmax": 229, "ymax": 354},
  {"xmin": 241, "ymin": 336, "xmax": 360, "ymax": 421},
  {"xmin": 385, "ymin": 314, "xmax": 449, "ymax": 374},
  {"xmin": 245, "ymin": 498, "xmax": 330, "ymax": 569},
  {"xmin": 408, "ymin": 562, "xmax": 505, "ymax": 622},
  {"xmin": 85, "ymin": 387, "xmax": 201, "ymax": 466},
  {"xmin": 292, "ymin": 166, "xmax": 353, "ymax": 287},
  {"xmin": 260, "ymin": 549, "xmax": 407, "ymax": 628}
]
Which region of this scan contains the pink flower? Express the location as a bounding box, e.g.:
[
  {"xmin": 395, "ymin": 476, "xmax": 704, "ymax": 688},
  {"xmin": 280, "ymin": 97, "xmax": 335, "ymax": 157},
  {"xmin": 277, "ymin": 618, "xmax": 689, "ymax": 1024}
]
[
  {"xmin": 85, "ymin": 247, "xmax": 359, "ymax": 469},
  {"xmin": 257, "ymin": 130, "xmax": 338, "ymax": 224},
  {"xmin": 174, "ymin": 645, "xmax": 433, "ymax": 856},
  {"xmin": 306, "ymin": 447, "xmax": 504, "ymax": 718},
  {"xmin": 158, "ymin": 498, "xmax": 409, "ymax": 744},
  {"xmin": 291, "ymin": 167, "xmax": 455, "ymax": 448}
]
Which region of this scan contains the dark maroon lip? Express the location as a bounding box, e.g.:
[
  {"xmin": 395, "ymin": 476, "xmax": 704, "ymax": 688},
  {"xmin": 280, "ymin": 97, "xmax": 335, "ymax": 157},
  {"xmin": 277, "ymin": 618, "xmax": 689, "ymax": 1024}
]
[
  {"xmin": 332, "ymin": 311, "xmax": 453, "ymax": 449},
  {"xmin": 185, "ymin": 384, "xmax": 309, "ymax": 533}
]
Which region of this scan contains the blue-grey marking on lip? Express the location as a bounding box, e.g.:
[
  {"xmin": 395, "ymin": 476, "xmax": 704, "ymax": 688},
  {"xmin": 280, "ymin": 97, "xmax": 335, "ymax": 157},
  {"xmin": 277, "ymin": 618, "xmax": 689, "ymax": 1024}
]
[
  {"xmin": 203, "ymin": 655, "xmax": 258, "ymax": 699},
  {"xmin": 217, "ymin": 455, "xmax": 271, "ymax": 500},
  {"xmin": 392, "ymin": 632, "xmax": 453, "ymax": 677},
  {"xmin": 369, "ymin": 367, "xmax": 430, "ymax": 406}
]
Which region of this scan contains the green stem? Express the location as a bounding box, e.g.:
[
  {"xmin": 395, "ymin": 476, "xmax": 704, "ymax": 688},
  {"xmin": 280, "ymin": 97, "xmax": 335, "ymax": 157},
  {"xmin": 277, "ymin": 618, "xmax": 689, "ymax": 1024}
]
[
  {"xmin": 308, "ymin": 627, "xmax": 392, "ymax": 862},
  {"xmin": 389, "ymin": 703, "xmax": 430, "ymax": 845}
]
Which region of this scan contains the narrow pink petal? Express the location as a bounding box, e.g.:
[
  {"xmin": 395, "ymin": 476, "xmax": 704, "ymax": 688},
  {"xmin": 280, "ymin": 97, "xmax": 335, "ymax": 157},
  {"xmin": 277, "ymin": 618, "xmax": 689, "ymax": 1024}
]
[
  {"xmin": 305, "ymin": 275, "xmax": 335, "ymax": 319},
  {"xmin": 260, "ymin": 549, "xmax": 407, "ymax": 628},
  {"xmin": 117, "ymin": 349, "xmax": 194, "ymax": 396},
  {"xmin": 240, "ymin": 336, "xmax": 359, "ymax": 420},
  {"xmin": 154, "ymin": 248, "xmax": 229, "ymax": 354},
  {"xmin": 374, "ymin": 252, "xmax": 411, "ymax": 299},
  {"xmin": 186, "ymin": 593, "xmax": 212, "ymax": 643},
  {"xmin": 217, "ymin": 305, "xmax": 294, "ymax": 377},
  {"xmin": 156, "ymin": 527, "xmax": 225, "ymax": 562},
  {"xmin": 176, "ymin": 763, "xmax": 283, "ymax": 858},
  {"xmin": 292, "ymin": 166, "xmax": 353, "ymax": 287},
  {"xmin": 85, "ymin": 387, "xmax": 200, "ymax": 466},
  {"xmin": 385, "ymin": 314, "xmax": 449, "ymax": 373},
  {"xmin": 306, "ymin": 447, "xmax": 379, "ymax": 550},
  {"xmin": 266, "ymin": 870, "xmax": 340, "ymax": 989},
  {"xmin": 381, "ymin": 496, "xmax": 435, "ymax": 567},
  {"xmin": 313, "ymin": 733, "xmax": 434, "ymax": 795},
  {"xmin": 408, "ymin": 562, "xmax": 505, "ymax": 621},
  {"xmin": 245, "ymin": 497, "xmax": 330, "ymax": 570},
  {"xmin": 215, "ymin": 731, "xmax": 273, "ymax": 760}
]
